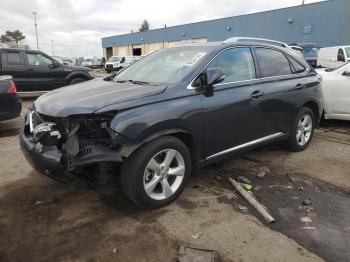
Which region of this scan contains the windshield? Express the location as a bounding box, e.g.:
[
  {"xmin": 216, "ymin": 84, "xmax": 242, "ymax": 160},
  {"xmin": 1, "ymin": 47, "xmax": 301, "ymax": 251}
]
[
  {"xmin": 83, "ymin": 58, "xmax": 92, "ymax": 62},
  {"xmin": 302, "ymin": 47, "xmax": 319, "ymax": 58},
  {"xmin": 108, "ymin": 56, "xmax": 121, "ymax": 62},
  {"xmin": 114, "ymin": 47, "xmax": 211, "ymax": 84},
  {"xmin": 345, "ymin": 47, "xmax": 350, "ymax": 58}
]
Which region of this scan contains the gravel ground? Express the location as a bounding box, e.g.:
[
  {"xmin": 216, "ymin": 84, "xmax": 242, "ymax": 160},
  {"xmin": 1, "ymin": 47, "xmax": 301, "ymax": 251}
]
[{"xmin": 0, "ymin": 98, "xmax": 349, "ymax": 262}]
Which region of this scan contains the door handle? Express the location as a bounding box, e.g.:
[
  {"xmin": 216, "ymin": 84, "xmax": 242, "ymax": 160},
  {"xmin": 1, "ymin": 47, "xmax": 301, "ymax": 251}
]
[
  {"xmin": 251, "ymin": 90, "xmax": 264, "ymax": 99},
  {"xmin": 295, "ymin": 83, "xmax": 305, "ymax": 90}
]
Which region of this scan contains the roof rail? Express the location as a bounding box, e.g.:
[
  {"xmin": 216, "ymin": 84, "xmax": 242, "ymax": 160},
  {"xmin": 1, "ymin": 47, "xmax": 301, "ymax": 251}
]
[{"xmin": 223, "ymin": 37, "xmax": 290, "ymax": 48}]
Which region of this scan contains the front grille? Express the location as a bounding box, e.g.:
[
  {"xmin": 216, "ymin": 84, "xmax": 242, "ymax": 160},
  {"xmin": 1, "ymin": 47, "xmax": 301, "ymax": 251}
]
[{"xmin": 106, "ymin": 64, "xmax": 113, "ymax": 69}]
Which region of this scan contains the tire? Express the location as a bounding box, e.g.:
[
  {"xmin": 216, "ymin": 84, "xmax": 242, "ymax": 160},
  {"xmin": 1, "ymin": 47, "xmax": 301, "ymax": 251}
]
[
  {"xmin": 69, "ymin": 78, "xmax": 86, "ymax": 85},
  {"xmin": 286, "ymin": 107, "xmax": 315, "ymax": 152},
  {"xmin": 121, "ymin": 136, "xmax": 192, "ymax": 209}
]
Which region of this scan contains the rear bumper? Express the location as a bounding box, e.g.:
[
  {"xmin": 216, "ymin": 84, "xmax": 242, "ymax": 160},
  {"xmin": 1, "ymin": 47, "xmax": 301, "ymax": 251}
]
[{"xmin": 0, "ymin": 94, "xmax": 22, "ymax": 122}]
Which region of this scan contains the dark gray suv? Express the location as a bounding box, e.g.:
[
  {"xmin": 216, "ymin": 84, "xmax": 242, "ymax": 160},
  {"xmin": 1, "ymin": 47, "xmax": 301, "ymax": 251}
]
[{"xmin": 20, "ymin": 40, "xmax": 323, "ymax": 209}]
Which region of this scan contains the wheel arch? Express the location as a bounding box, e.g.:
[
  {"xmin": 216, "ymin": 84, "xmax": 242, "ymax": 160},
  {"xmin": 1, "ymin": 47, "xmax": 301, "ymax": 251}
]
[
  {"xmin": 119, "ymin": 128, "xmax": 198, "ymax": 165},
  {"xmin": 302, "ymin": 100, "xmax": 320, "ymax": 125},
  {"xmin": 66, "ymin": 71, "xmax": 91, "ymax": 83}
]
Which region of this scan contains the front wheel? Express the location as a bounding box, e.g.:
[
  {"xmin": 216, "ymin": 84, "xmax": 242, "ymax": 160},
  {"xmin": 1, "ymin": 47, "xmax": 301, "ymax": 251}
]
[
  {"xmin": 286, "ymin": 107, "xmax": 315, "ymax": 152},
  {"xmin": 121, "ymin": 136, "xmax": 192, "ymax": 209}
]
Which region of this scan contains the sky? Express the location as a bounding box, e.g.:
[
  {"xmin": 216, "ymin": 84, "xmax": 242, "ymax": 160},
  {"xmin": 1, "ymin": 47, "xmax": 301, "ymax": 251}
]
[{"xmin": 0, "ymin": 0, "xmax": 323, "ymax": 57}]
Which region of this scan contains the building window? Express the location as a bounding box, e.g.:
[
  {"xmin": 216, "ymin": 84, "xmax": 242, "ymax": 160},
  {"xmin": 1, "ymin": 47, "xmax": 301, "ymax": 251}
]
[{"xmin": 302, "ymin": 25, "xmax": 313, "ymax": 35}]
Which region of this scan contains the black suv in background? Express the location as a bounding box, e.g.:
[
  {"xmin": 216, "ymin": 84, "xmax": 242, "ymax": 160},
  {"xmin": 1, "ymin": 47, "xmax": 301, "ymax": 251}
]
[
  {"xmin": 20, "ymin": 40, "xmax": 323, "ymax": 209},
  {"xmin": 0, "ymin": 48, "xmax": 94, "ymax": 92}
]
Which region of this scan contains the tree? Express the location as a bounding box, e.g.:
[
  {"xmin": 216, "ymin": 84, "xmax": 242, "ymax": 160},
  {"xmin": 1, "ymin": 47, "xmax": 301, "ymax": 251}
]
[
  {"xmin": 139, "ymin": 20, "xmax": 150, "ymax": 32},
  {"xmin": 0, "ymin": 30, "xmax": 26, "ymax": 48}
]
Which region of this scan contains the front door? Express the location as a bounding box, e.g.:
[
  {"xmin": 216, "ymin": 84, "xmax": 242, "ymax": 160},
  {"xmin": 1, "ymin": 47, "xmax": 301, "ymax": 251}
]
[
  {"xmin": 201, "ymin": 47, "xmax": 265, "ymax": 159},
  {"xmin": 24, "ymin": 52, "xmax": 66, "ymax": 91}
]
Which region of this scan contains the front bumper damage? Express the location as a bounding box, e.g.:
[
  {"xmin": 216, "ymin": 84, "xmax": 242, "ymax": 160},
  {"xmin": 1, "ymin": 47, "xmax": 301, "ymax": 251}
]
[{"xmin": 20, "ymin": 110, "xmax": 123, "ymax": 184}]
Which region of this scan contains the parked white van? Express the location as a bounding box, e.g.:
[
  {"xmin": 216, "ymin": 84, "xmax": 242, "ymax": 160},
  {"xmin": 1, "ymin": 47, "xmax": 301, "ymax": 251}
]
[
  {"xmin": 81, "ymin": 57, "xmax": 99, "ymax": 68},
  {"xmin": 105, "ymin": 56, "xmax": 136, "ymax": 73},
  {"xmin": 317, "ymin": 46, "xmax": 350, "ymax": 68}
]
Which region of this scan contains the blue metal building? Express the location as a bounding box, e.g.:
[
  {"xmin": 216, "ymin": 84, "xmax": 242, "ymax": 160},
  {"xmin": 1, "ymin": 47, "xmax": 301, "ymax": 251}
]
[{"xmin": 101, "ymin": 0, "xmax": 350, "ymax": 58}]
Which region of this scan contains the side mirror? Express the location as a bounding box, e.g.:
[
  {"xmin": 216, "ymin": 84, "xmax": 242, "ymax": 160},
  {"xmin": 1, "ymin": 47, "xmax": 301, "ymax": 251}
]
[
  {"xmin": 49, "ymin": 62, "xmax": 60, "ymax": 69},
  {"xmin": 337, "ymin": 54, "xmax": 345, "ymax": 62},
  {"xmin": 343, "ymin": 70, "xmax": 350, "ymax": 76},
  {"xmin": 206, "ymin": 67, "xmax": 225, "ymax": 87}
]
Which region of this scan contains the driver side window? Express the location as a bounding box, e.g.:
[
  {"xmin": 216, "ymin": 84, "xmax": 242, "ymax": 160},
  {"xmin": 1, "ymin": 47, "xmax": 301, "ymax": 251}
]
[
  {"xmin": 27, "ymin": 53, "xmax": 53, "ymax": 67},
  {"xmin": 207, "ymin": 47, "xmax": 256, "ymax": 84}
]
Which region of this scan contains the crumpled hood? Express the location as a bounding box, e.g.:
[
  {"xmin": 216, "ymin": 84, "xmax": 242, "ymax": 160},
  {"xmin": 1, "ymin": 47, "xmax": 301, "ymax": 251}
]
[{"xmin": 34, "ymin": 79, "xmax": 166, "ymax": 117}]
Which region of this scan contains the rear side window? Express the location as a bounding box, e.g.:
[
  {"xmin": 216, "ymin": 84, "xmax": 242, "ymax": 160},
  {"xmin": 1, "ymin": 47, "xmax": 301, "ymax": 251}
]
[
  {"xmin": 207, "ymin": 47, "xmax": 256, "ymax": 84},
  {"xmin": 290, "ymin": 59, "xmax": 306, "ymax": 74},
  {"xmin": 7, "ymin": 52, "xmax": 21, "ymax": 65},
  {"xmin": 255, "ymin": 48, "xmax": 292, "ymax": 77}
]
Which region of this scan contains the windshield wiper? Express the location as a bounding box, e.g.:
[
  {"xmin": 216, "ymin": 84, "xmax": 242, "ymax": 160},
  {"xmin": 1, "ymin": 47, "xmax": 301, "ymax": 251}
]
[{"xmin": 116, "ymin": 79, "xmax": 151, "ymax": 85}]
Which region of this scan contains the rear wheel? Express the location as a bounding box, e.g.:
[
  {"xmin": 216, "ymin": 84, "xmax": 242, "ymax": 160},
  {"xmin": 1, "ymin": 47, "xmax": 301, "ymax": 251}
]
[
  {"xmin": 121, "ymin": 136, "xmax": 192, "ymax": 209},
  {"xmin": 286, "ymin": 107, "xmax": 315, "ymax": 152}
]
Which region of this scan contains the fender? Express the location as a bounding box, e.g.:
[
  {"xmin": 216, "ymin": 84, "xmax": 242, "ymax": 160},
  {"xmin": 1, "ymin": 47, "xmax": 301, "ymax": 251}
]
[
  {"xmin": 110, "ymin": 96, "xmax": 203, "ymax": 143},
  {"xmin": 110, "ymin": 94, "xmax": 204, "ymax": 155}
]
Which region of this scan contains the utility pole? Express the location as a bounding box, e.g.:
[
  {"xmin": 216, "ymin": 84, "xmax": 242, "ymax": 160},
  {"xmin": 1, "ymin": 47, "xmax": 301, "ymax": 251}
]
[
  {"xmin": 32, "ymin": 12, "xmax": 39, "ymax": 50},
  {"xmin": 51, "ymin": 40, "xmax": 54, "ymax": 56},
  {"xmin": 302, "ymin": 0, "xmax": 305, "ymax": 5}
]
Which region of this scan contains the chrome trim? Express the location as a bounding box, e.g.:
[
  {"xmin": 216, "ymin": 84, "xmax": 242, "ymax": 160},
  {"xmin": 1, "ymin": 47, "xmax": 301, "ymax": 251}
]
[
  {"xmin": 186, "ymin": 46, "xmax": 310, "ymax": 90},
  {"xmin": 28, "ymin": 111, "xmax": 34, "ymax": 133},
  {"xmin": 205, "ymin": 132, "xmax": 284, "ymax": 160}
]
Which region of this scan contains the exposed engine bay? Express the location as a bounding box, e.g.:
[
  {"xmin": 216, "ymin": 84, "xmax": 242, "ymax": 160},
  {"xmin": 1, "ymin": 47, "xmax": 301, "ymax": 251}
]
[{"xmin": 22, "ymin": 109, "xmax": 125, "ymax": 184}]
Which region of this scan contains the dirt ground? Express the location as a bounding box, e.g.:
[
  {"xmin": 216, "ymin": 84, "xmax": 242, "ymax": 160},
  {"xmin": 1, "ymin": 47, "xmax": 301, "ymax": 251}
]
[{"xmin": 0, "ymin": 98, "xmax": 349, "ymax": 262}]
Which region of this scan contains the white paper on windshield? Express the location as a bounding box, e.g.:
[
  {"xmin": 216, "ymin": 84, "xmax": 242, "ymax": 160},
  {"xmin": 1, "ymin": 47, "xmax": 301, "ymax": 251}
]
[{"xmin": 184, "ymin": 52, "xmax": 207, "ymax": 66}]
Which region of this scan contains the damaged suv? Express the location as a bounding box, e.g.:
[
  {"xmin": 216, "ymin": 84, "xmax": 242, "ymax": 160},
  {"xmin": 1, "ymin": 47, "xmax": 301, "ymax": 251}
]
[{"xmin": 20, "ymin": 40, "xmax": 323, "ymax": 209}]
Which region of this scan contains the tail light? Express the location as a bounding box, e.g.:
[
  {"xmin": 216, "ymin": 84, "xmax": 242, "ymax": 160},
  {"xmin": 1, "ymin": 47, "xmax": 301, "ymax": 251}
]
[{"xmin": 7, "ymin": 80, "xmax": 17, "ymax": 94}]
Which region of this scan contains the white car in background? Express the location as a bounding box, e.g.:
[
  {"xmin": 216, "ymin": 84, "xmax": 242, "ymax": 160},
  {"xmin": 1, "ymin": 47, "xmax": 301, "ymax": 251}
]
[
  {"xmin": 317, "ymin": 46, "xmax": 350, "ymax": 68},
  {"xmin": 317, "ymin": 63, "xmax": 350, "ymax": 121},
  {"xmin": 105, "ymin": 56, "xmax": 136, "ymax": 73},
  {"xmin": 82, "ymin": 57, "xmax": 99, "ymax": 68}
]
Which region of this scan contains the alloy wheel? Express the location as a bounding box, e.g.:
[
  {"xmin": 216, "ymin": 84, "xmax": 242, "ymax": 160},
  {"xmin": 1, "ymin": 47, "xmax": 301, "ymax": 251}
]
[
  {"xmin": 296, "ymin": 114, "xmax": 313, "ymax": 146},
  {"xmin": 143, "ymin": 149, "xmax": 185, "ymax": 200}
]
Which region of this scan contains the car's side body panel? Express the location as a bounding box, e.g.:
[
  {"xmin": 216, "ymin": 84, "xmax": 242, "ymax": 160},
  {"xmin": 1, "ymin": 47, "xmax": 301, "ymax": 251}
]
[{"xmin": 317, "ymin": 63, "xmax": 350, "ymax": 120}]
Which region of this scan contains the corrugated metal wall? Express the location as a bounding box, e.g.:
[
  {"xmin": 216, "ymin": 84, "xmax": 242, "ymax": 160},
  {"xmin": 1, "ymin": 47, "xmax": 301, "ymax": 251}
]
[{"xmin": 102, "ymin": 0, "xmax": 350, "ymax": 49}]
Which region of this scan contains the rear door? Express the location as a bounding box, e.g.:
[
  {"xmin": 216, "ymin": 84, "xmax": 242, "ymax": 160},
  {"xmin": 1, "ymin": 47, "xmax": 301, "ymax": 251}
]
[
  {"xmin": 0, "ymin": 50, "xmax": 27, "ymax": 91},
  {"xmin": 201, "ymin": 47, "xmax": 266, "ymax": 159},
  {"xmin": 254, "ymin": 47, "xmax": 310, "ymax": 137},
  {"xmin": 24, "ymin": 51, "xmax": 67, "ymax": 91}
]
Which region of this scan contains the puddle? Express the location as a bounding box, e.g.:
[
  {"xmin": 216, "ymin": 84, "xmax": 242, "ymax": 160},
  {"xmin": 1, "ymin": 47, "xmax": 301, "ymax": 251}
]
[{"xmin": 246, "ymin": 174, "xmax": 350, "ymax": 262}]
